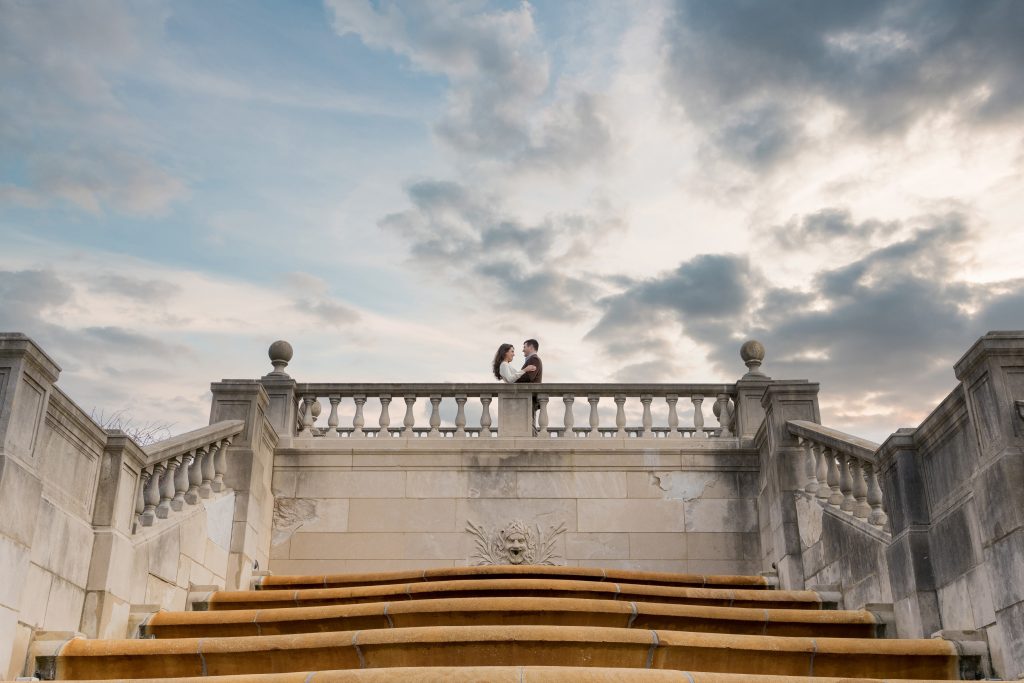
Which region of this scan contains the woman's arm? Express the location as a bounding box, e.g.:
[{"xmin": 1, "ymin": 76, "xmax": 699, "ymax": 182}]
[{"xmin": 499, "ymin": 361, "xmax": 526, "ymax": 383}]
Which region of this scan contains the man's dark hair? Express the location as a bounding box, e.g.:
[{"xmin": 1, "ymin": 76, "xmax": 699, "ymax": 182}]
[{"xmin": 524, "ymin": 339, "xmax": 539, "ymax": 351}]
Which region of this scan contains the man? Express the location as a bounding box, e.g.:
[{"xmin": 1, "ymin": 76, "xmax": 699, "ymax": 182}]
[{"xmin": 515, "ymin": 339, "xmax": 543, "ymax": 383}]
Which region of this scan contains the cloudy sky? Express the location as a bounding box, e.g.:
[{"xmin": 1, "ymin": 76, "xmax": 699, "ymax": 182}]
[{"xmin": 2, "ymin": 0, "xmax": 1022, "ymax": 441}]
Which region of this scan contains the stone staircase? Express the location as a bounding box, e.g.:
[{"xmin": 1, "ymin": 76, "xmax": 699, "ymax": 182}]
[{"xmin": 33, "ymin": 566, "xmax": 990, "ymax": 681}]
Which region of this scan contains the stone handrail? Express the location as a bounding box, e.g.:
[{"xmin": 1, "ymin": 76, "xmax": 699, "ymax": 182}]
[
  {"xmin": 135, "ymin": 419, "xmax": 244, "ymax": 530},
  {"xmin": 787, "ymin": 420, "xmax": 888, "ymax": 529},
  {"xmin": 292, "ymin": 383, "xmax": 738, "ymax": 439}
]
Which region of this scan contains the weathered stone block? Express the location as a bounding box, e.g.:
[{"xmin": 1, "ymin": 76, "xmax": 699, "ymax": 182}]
[
  {"xmin": 457, "ymin": 498, "xmax": 577, "ymax": 533},
  {"xmin": 627, "ymin": 533, "xmax": 686, "ymax": 560},
  {"xmin": 18, "ymin": 563, "xmax": 52, "ymax": 627},
  {"xmin": 407, "ymin": 471, "xmax": 464, "ymax": 498},
  {"xmin": 996, "ymin": 600, "xmax": 1024, "ymax": 679},
  {"xmin": 295, "ymin": 470, "xmax": 405, "ymax": 498},
  {"xmin": 351, "ymin": 499, "xmax": 457, "ymax": 532},
  {"xmin": 937, "ymin": 576, "xmax": 977, "ymax": 630},
  {"xmin": 989, "ymin": 527, "xmax": 1024, "ymax": 611},
  {"xmin": 0, "ymin": 458, "xmax": 41, "ymax": 546},
  {"xmin": 687, "ymin": 532, "xmax": 760, "ymax": 561},
  {"xmin": 685, "ymin": 499, "xmax": 757, "ymax": 533},
  {"xmin": 565, "ymin": 532, "xmax": 629, "ymax": 560},
  {"xmin": 974, "ymin": 453, "xmax": 1024, "ymax": 543},
  {"xmin": 0, "ymin": 604, "xmax": 17, "ymax": 679},
  {"xmin": 967, "ymin": 565, "xmax": 997, "ymax": 628},
  {"xmin": 466, "ymin": 469, "xmax": 516, "ymax": 498},
  {"xmin": 42, "ymin": 575, "xmax": 85, "ymax": 630},
  {"xmin": 0, "ymin": 536, "xmax": 29, "ymax": 610},
  {"xmin": 145, "ymin": 528, "xmax": 181, "ymax": 584},
  {"xmin": 577, "ymin": 499, "xmax": 684, "ymax": 533},
  {"xmin": 928, "ymin": 504, "xmax": 983, "ymax": 588},
  {"xmin": 517, "ymin": 471, "xmax": 626, "ymax": 499}
]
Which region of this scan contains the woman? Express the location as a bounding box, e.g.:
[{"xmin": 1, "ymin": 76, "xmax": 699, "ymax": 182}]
[{"xmin": 492, "ymin": 343, "xmax": 536, "ymax": 383}]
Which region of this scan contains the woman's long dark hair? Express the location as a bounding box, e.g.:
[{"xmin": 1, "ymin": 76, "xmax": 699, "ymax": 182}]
[{"xmin": 492, "ymin": 343, "xmax": 513, "ymax": 380}]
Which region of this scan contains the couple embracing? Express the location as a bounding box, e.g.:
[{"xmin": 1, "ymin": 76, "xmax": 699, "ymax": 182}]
[{"xmin": 492, "ymin": 339, "xmax": 543, "ymax": 384}]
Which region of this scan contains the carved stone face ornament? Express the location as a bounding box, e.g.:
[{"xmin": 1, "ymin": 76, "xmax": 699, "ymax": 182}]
[{"xmin": 466, "ymin": 518, "xmax": 566, "ymax": 566}]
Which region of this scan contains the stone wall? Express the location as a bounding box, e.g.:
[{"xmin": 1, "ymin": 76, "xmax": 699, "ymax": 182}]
[
  {"xmin": 268, "ymin": 439, "xmax": 761, "ymax": 574},
  {"xmin": 0, "ymin": 335, "xmax": 254, "ymax": 679}
]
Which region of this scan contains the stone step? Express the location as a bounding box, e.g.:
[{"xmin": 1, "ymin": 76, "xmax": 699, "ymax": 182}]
[
  {"xmin": 254, "ymin": 566, "xmax": 773, "ymax": 590},
  {"xmin": 145, "ymin": 596, "xmax": 882, "ymax": 639},
  {"xmin": 199, "ymin": 578, "xmax": 827, "ymax": 612},
  {"xmin": 42, "ymin": 625, "xmax": 974, "ymax": 680},
  {"xmin": 40, "ymin": 666, "xmax": 979, "ymax": 683}
]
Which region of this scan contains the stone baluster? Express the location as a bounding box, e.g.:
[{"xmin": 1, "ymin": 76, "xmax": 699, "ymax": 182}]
[
  {"xmin": 454, "ymin": 395, "xmax": 467, "ymax": 437},
  {"xmin": 537, "ymin": 395, "xmax": 549, "ymax": 436},
  {"xmin": 429, "ymin": 395, "xmax": 442, "ymax": 437},
  {"xmin": 352, "ymin": 395, "xmax": 366, "ymax": 438},
  {"xmin": 815, "ymin": 444, "xmax": 830, "ymax": 500},
  {"xmin": 852, "ymin": 458, "xmax": 871, "ymax": 519},
  {"xmin": 614, "ymin": 395, "xmax": 626, "ymax": 437},
  {"xmin": 172, "ymin": 452, "xmax": 193, "ymax": 511},
  {"xmin": 826, "ymin": 447, "xmax": 843, "ymax": 506},
  {"xmin": 799, "ymin": 438, "xmax": 819, "ymax": 494},
  {"xmin": 563, "ymin": 395, "xmax": 575, "ymax": 438},
  {"xmin": 403, "ymin": 396, "xmax": 416, "ymax": 436},
  {"xmin": 136, "ymin": 469, "xmax": 151, "ymax": 526},
  {"xmin": 297, "ymin": 395, "xmax": 315, "ymax": 437},
  {"xmin": 156, "ymin": 458, "xmax": 179, "ymax": 519},
  {"xmin": 865, "ymin": 462, "xmax": 888, "ymax": 527},
  {"xmin": 479, "ymin": 395, "xmax": 493, "ymax": 437},
  {"xmin": 838, "ymin": 452, "xmax": 855, "ymax": 513},
  {"xmin": 640, "ymin": 395, "xmax": 653, "ymax": 438},
  {"xmin": 140, "ymin": 464, "xmax": 164, "ymax": 527},
  {"xmin": 666, "ymin": 395, "xmax": 680, "ymax": 438},
  {"xmin": 212, "ymin": 437, "xmax": 230, "ymax": 492},
  {"xmin": 326, "ymin": 396, "xmax": 341, "ymax": 438},
  {"xmin": 199, "ymin": 445, "xmax": 215, "ymax": 498},
  {"xmin": 692, "ymin": 395, "xmax": 706, "ymax": 439},
  {"xmin": 185, "ymin": 447, "xmax": 205, "ymax": 504},
  {"xmin": 588, "ymin": 395, "xmax": 601, "ymax": 438},
  {"xmin": 715, "ymin": 394, "xmax": 734, "ymax": 437},
  {"xmin": 378, "ymin": 395, "xmax": 391, "ymax": 438}
]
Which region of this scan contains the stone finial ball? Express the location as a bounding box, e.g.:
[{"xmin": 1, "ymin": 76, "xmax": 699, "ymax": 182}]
[
  {"xmin": 740, "ymin": 340, "xmax": 765, "ymax": 363},
  {"xmin": 268, "ymin": 340, "xmax": 294, "ymax": 365}
]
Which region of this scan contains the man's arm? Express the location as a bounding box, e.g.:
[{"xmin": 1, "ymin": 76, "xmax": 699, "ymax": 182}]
[{"xmin": 515, "ymin": 356, "xmax": 537, "ymax": 383}]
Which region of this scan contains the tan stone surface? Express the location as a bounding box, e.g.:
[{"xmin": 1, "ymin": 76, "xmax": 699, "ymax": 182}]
[
  {"xmin": 517, "ymin": 472, "xmax": 627, "ymax": 499},
  {"xmin": 578, "ymin": 499, "xmax": 686, "ymax": 533},
  {"xmin": 296, "ymin": 470, "xmax": 406, "ymax": 499},
  {"xmin": 628, "ymin": 533, "xmax": 688, "ymax": 560},
  {"xmin": 348, "ymin": 499, "xmax": 456, "ymax": 532},
  {"xmin": 564, "ymin": 532, "xmax": 630, "ymax": 560},
  {"xmin": 288, "ymin": 532, "xmax": 467, "ymax": 560}
]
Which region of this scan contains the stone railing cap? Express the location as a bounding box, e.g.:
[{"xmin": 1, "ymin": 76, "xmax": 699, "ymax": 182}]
[
  {"xmin": 787, "ymin": 419, "xmax": 879, "ymax": 462},
  {"xmin": 953, "ymin": 330, "xmax": 1024, "ymax": 380},
  {"xmin": 143, "ymin": 419, "xmax": 244, "ymax": 465},
  {"xmin": 0, "ymin": 332, "xmax": 61, "ymax": 380}
]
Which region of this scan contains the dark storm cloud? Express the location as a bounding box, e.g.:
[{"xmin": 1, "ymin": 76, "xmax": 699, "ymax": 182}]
[
  {"xmin": 664, "ymin": 0, "xmax": 1024, "ymax": 168},
  {"xmin": 587, "ymin": 210, "xmax": 1024, "ymax": 419},
  {"xmin": 380, "ymin": 179, "xmax": 619, "ymax": 320},
  {"xmin": 771, "ymin": 208, "xmax": 899, "ymax": 249}
]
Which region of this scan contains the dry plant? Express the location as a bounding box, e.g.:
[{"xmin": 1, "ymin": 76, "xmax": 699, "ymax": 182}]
[{"xmin": 90, "ymin": 409, "xmax": 175, "ymax": 447}]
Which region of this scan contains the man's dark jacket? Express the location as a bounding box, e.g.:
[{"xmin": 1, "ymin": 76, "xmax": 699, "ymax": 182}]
[{"xmin": 515, "ymin": 354, "xmax": 543, "ymax": 383}]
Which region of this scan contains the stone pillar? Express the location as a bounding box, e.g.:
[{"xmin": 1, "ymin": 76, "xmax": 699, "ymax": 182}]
[
  {"xmin": 734, "ymin": 340, "xmax": 771, "ymax": 439},
  {"xmin": 953, "ymin": 332, "xmax": 1024, "ymax": 678},
  {"xmin": 260, "ymin": 340, "xmax": 296, "ymax": 438},
  {"xmin": 758, "ymin": 380, "xmax": 820, "ymax": 589},
  {"xmin": 209, "ymin": 380, "xmax": 276, "ymax": 591},
  {"xmin": 877, "ymin": 429, "xmax": 940, "ymax": 639},
  {"xmin": 498, "ymin": 392, "xmax": 534, "ymax": 437},
  {"xmin": 81, "ymin": 434, "xmax": 147, "ymax": 639},
  {"xmin": 0, "ymin": 334, "xmax": 60, "ymax": 678}
]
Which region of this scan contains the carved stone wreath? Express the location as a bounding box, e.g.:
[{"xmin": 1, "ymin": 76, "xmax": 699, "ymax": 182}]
[{"xmin": 466, "ymin": 519, "xmax": 566, "ymax": 566}]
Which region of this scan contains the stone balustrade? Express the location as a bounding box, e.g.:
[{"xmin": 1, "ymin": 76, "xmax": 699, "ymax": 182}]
[
  {"xmin": 134, "ymin": 420, "xmax": 244, "ymax": 530},
  {"xmin": 787, "ymin": 420, "xmax": 888, "ymax": 529},
  {"xmin": 291, "ymin": 383, "xmax": 739, "ymax": 439}
]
